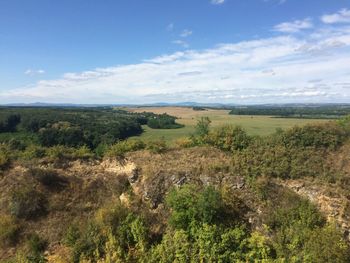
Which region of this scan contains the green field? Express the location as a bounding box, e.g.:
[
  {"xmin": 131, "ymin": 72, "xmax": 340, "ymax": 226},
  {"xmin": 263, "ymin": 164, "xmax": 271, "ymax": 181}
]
[{"xmin": 128, "ymin": 107, "xmax": 330, "ymax": 143}]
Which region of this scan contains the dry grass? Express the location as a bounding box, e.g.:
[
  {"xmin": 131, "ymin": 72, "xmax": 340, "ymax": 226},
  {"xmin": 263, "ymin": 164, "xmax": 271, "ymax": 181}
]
[{"xmin": 0, "ymin": 160, "xmax": 133, "ymax": 260}]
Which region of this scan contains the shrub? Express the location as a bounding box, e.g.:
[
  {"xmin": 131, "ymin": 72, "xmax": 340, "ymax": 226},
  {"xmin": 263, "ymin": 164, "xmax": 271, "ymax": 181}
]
[
  {"xmin": 46, "ymin": 145, "xmax": 76, "ymax": 161},
  {"xmin": 63, "ymin": 225, "xmax": 81, "ymax": 247},
  {"xmin": 146, "ymin": 139, "xmax": 167, "ymax": 154},
  {"xmin": 71, "ymin": 145, "xmax": 94, "ymax": 159},
  {"xmin": 208, "ymin": 125, "xmax": 251, "ymax": 152},
  {"xmin": 0, "ymin": 214, "xmax": 20, "ymax": 247},
  {"xmin": 0, "ymin": 148, "xmax": 10, "ymax": 170},
  {"xmin": 7, "ymin": 138, "xmax": 26, "ymax": 151},
  {"xmin": 166, "ymin": 185, "xmax": 224, "ymax": 231},
  {"xmin": 282, "ymin": 123, "xmax": 347, "ymax": 150},
  {"xmin": 174, "ymin": 137, "xmax": 193, "ymax": 148},
  {"xmin": 9, "ymin": 187, "xmax": 48, "ymax": 220},
  {"xmin": 105, "ymin": 139, "xmax": 145, "ymax": 159},
  {"xmin": 303, "ymin": 224, "xmax": 350, "ymax": 262},
  {"xmin": 21, "ymin": 145, "xmax": 46, "ymax": 160},
  {"xmin": 26, "ymin": 234, "xmax": 47, "ymax": 263},
  {"xmin": 29, "ymin": 168, "xmax": 68, "ymax": 191}
]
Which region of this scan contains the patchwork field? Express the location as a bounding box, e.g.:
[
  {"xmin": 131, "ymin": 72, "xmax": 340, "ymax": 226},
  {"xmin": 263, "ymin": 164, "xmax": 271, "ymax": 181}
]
[{"xmin": 127, "ymin": 107, "xmax": 330, "ymax": 142}]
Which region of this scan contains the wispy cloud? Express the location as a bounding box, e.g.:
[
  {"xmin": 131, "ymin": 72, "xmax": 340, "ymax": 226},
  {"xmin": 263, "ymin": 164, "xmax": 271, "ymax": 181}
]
[
  {"xmin": 180, "ymin": 29, "xmax": 193, "ymax": 38},
  {"xmin": 274, "ymin": 18, "xmax": 313, "ymax": 33},
  {"xmin": 24, "ymin": 69, "xmax": 45, "ymax": 76},
  {"xmin": 166, "ymin": 23, "xmax": 174, "ymax": 31},
  {"xmin": 172, "ymin": 40, "xmax": 189, "ymax": 48},
  {"xmin": 211, "ymin": 0, "xmax": 225, "ymax": 5},
  {"xmin": 321, "ymin": 8, "xmax": 350, "ymax": 24},
  {"xmin": 263, "ymin": 0, "xmax": 287, "ymax": 5},
  {"xmin": 2, "ymin": 15, "xmax": 350, "ymax": 104}
]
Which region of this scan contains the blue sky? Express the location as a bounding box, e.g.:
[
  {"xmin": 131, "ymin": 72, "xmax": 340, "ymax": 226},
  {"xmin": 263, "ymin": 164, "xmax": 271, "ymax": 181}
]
[{"xmin": 1, "ymin": 0, "xmax": 350, "ymax": 104}]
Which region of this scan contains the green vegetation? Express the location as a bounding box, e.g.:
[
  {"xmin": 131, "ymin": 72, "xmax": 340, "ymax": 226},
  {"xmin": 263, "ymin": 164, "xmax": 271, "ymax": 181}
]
[
  {"xmin": 0, "ymin": 215, "xmax": 20, "ymax": 247},
  {"xmin": 146, "ymin": 113, "xmax": 184, "ymax": 129},
  {"xmin": 229, "ymin": 104, "xmax": 350, "ymax": 118},
  {"xmin": 9, "ymin": 186, "xmax": 48, "ymax": 220},
  {"xmin": 129, "ymin": 106, "xmax": 330, "ymax": 143},
  {"xmin": 1, "ymin": 106, "xmax": 350, "ymax": 262},
  {"xmin": 0, "ymin": 107, "xmax": 183, "ymax": 149}
]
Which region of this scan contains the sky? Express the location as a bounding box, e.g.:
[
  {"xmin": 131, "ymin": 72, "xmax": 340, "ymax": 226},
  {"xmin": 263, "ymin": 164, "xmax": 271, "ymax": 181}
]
[{"xmin": 1, "ymin": 0, "xmax": 350, "ymax": 104}]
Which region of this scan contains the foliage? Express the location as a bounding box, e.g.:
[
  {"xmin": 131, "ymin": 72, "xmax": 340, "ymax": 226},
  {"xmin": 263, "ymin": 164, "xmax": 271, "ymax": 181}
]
[
  {"xmin": 0, "ymin": 107, "xmax": 181, "ymax": 149},
  {"xmin": 146, "ymin": 113, "xmax": 184, "ymax": 129},
  {"xmin": 9, "ymin": 187, "xmax": 48, "ymax": 220},
  {"xmin": 0, "ymin": 145, "xmax": 10, "ymax": 170},
  {"xmin": 26, "ymin": 234, "xmax": 48, "ymax": 263},
  {"xmin": 29, "ymin": 168, "xmax": 68, "ymax": 191},
  {"xmin": 150, "ymin": 224, "xmax": 273, "ymax": 262},
  {"xmin": 0, "ymin": 114, "xmax": 21, "ymax": 133},
  {"xmin": 267, "ymin": 192, "xmax": 327, "ymax": 261},
  {"xmin": 281, "ymin": 122, "xmax": 348, "ymax": 149},
  {"xmin": 105, "ymin": 139, "xmax": 145, "ymax": 158},
  {"xmin": 208, "ymin": 125, "xmax": 251, "ymax": 151},
  {"xmin": 166, "ymin": 185, "xmax": 224, "ymax": 231},
  {"xmin": 194, "ymin": 116, "xmax": 211, "ymax": 138},
  {"xmin": 0, "ymin": 214, "xmax": 20, "ymax": 247},
  {"xmin": 303, "ymin": 224, "xmax": 350, "ymax": 262},
  {"xmin": 229, "ymin": 105, "xmax": 350, "ymax": 118},
  {"xmin": 145, "ymin": 139, "xmax": 167, "ymax": 154},
  {"xmin": 66, "ymin": 201, "xmax": 150, "ymax": 263}
]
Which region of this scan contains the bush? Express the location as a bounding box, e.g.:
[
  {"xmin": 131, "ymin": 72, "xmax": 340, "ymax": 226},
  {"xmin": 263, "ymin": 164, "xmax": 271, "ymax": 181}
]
[
  {"xmin": 29, "ymin": 168, "xmax": 68, "ymax": 191},
  {"xmin": 26, "ymin": 234, "xmax": 47, "ymax": 262},
  {"xmin": 20, "ymin": 145, "xmax": 46, "ymax": 160},
  {"xmin": 71, "ymin": 145, "xmax": 94, "ymax": 159},
  {"xmin": 0, "ymin": 214, "xmax": 20, "ymax": 247},
  {"xmin": 105, "ymin": 139, "xmax": 145, "ymax": 158},
  {"xmin": 166, "ymin": 185, "xmax": 224, "ymax": 231},
  {"xmin": 303, "ymin": 224, "xmax": 350, "ymax": 262},
  {"xmin": 208, "ymin": 125, "xmax": 251, "ymax": 152},
  {"xmin": 0, "ymin": 148, "xmax": 10, "ymax": 170},
  {"xmin": 146, "ymin": 139, "xmax": 167, "ymax": 154},
  {"xmin": 174, "ymin": 137, "xmax": 193, "ymax": 148},
  {"xmin": 46, "ymin": 145, "xmax": 74, "ymax": 161},
  {"xmin": 9, "ymin": 187, "xmax": 48, "ymax": 220},
  {"xmin": 63, "ymin": 225, "xmax": 81, "ymax": 247},
  {"xmin": 282, "ymin": 123, "xmax": 347, "ymax": 150}
]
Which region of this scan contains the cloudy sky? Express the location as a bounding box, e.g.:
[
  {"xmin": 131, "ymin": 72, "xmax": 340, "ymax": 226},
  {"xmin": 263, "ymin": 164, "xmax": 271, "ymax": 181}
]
[{"xmin": 1, "ymin": 0, "xmax": 350, "ymax": 104}]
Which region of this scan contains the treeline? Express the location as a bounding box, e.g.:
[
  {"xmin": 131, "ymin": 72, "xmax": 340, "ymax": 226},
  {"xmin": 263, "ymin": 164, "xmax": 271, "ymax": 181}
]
[
  {"xmin": 0, "ymin": 114, "xmax": 21, "ymax": 133},
  {"xmin": 145, "ymin": 113, "xmax": 184, "ymax": 129},
  {"xmin": 229, "ymin": 105, "xmax": 350, "ymax": 118},
  {"xmin": 0, "ymin": 108, "xmax": 183, "ymax": 149}
]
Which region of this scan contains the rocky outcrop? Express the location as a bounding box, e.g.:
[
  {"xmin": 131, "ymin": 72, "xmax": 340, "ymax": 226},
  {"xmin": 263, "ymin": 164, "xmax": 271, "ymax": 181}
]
[{"xmin": 280, "ymin": 179, "xmax": 350, "ymax": 241}]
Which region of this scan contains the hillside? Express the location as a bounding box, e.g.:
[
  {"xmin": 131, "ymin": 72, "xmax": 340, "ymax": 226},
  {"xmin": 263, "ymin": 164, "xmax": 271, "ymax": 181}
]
[{"xmin": 0, "ymin": 109, "xmax": 350, "ymax": 262}]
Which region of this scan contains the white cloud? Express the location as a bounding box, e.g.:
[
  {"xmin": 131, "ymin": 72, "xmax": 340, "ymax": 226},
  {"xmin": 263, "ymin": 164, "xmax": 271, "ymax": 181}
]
[
  {"xmin": 211, "ymin": 0, "xmax": 225, "ymax": 5},
  {"xmin": 180, "ymin": 29, "xmax": 193, "ymax": 38},
  {"xmin": 2, "ymin": 18, "xmax": 350, "ymax": 104},
  {"xmin": 321, "ymin": 8, "xmax": 350, "ymax": 24},
  {"xmin": 274, "ymin": 18, "xmax": 313, "ymax": 33},
  {"xmin": 24, "ymin": 69, "xmax": 45, "ymax": 76}
]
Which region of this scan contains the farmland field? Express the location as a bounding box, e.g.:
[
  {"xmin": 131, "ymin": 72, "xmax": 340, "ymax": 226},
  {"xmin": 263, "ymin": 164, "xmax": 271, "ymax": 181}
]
[{"xmin": 127, "ymin": 107, "xmax": 330, "ymax": 142}]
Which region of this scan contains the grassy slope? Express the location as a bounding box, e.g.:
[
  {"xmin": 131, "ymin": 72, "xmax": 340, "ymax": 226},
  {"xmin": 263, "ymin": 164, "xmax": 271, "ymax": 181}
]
[{"xmin": 127, "ymin": 107, "xmax": 329, "ymax": 142}]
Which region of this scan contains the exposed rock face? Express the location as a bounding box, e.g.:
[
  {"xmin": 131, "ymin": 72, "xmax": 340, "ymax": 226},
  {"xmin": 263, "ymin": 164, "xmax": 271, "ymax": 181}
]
[{"xmin": 280, "ymin": 179, "xmax": 350, "ymax": 241}]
